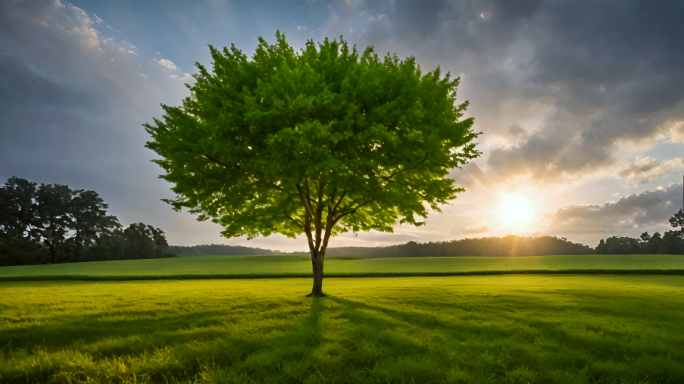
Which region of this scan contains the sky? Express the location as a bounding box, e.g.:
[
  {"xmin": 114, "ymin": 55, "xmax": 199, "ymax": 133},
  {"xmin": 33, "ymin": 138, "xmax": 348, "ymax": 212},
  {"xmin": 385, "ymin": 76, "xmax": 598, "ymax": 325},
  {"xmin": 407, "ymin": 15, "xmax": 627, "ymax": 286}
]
[{"xmin": 1, "ymin": 0, "xmax": 683, "ymax": 252}]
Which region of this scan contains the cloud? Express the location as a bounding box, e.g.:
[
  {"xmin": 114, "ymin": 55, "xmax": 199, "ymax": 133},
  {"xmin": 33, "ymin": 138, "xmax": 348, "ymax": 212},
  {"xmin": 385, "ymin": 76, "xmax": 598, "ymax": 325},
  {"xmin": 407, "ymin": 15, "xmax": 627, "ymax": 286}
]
[
  {"xmin": 2, "ymin": 0, "xmax": 683, "ymax": 251},
  {"xmin": 340, "ymin": 0, "xmax": 684, "ymax": 185},
  {"xmin": 0, "ymin": 0, "xmax": 191, "ymax": 240},
  {"xmin": 619, "ymin": 157, "xmax": 684, "ymax": 187},
  {"xmin": 546, "ymin": 183, "xmax": 683, "ymax": 237},
  {"xmin": 179, "ymin": 73, "xmax": 195, "ymax": 83},
  {"xmin": 92, "ymin": 13, "xmax": 102, "ymax": 24},
  {"xmin": 152, "ymin": 57, "xmax": 179, "ymax": 70},
  {"xmin": 119, "ymin": 41, "xmax": 139, "ymax": 55},
  {"xmin": 393, "ymin": 0, "xmax": 449, "ymax": 40},
  {"xmin": 462, "ymin": 225, "xmax": 490, "ymax": 235}
]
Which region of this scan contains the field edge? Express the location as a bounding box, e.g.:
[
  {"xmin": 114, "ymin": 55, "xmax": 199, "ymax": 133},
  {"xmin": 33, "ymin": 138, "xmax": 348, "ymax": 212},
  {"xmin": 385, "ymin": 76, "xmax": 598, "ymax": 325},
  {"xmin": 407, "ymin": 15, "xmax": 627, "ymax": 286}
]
[{"xmin": 2, "ymin": 268, "xmax": 684, "ymax": 281}]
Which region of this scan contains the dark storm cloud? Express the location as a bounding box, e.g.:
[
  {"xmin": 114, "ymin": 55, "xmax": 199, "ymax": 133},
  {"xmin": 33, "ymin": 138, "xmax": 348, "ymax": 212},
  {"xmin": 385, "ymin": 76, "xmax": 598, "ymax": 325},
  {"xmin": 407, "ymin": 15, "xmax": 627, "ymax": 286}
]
[
  {"xmin": 547, "ymin": 183, "xmax": 683, "ymax": 235},
  {"xmin": 481, "ymin": 1, "xmax": 684, "ymax": 179},
  {"xmin": 0, "ymin": 55, "xmax": 96, "ymax": 108},
  {"xmin": 345, "ymin": 0, "xmax": 684, "ymax": 181},
  {"xmin": 531, "ymin": 1, "xmax": 684, "ymax": 116},
  {"xmin": 394, "ymin": 0, "xmax": 449, "ymax": 39}
]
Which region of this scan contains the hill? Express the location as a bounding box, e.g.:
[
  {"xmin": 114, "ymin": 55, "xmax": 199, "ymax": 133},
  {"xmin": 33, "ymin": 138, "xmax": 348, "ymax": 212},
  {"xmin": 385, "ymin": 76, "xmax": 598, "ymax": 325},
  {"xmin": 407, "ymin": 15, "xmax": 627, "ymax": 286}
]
[
  {"xmin": 172, "ymin": 236, "xmax": 594, "ymax": 259},
  {"xmin": 325, "ymin": 235, "xmax": 594, "ymax": 257},
  {"xmin": 168, "ymin": 244, "xmax": 279, "ymax": 256}
]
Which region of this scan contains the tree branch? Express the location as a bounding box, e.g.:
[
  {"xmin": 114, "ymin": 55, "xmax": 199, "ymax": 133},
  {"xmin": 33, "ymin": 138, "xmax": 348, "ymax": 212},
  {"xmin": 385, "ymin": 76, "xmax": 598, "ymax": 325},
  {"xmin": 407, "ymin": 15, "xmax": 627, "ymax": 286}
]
[
  {"xmin": 286, "ymin": 215, "xmax": 304, "ymax": 229},
  {"xmin": 295, "ymin": 184, "xmax": 314, "ymax": 219},
  {"xmin": 314, "ymin": 181, "xmax": 325, "ymax": 250},
  {"xmin": 332, "ymin": 190, "xmax": 347, "ymax": 217},
  {"xmin": 295, "ymin": 183, "xmax": 316, "ymax": 252},
  {"xmin": 335, "ymin": 198, "xmax": 374, "ymax": 222},
  {"xmin": 380, "ymin": 153, "xmax": 429, "ymax": 183}
]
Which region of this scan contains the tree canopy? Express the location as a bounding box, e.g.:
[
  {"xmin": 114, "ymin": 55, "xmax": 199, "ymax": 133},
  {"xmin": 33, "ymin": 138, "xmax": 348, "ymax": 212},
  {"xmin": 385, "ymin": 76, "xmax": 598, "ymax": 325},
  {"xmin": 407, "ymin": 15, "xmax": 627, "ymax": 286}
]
[
  {"xmin": 145, "ymin": 33, "xmax": 480, "ymax": 295},
  {"xmin": 0, "ymin": 176, "xmax": 173, "ymax": 266}
]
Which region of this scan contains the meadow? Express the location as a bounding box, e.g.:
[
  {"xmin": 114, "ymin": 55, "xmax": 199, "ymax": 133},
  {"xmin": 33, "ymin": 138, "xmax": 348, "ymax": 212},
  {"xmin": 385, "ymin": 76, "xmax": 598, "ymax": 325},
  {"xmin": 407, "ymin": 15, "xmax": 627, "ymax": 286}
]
[
  {"xmin": 1, "ymin": 254, "xmax": 684, "ymax": 279},
  {"xmin": 1, "ymin": 275, "xmax": 684, "ymax": 383}
]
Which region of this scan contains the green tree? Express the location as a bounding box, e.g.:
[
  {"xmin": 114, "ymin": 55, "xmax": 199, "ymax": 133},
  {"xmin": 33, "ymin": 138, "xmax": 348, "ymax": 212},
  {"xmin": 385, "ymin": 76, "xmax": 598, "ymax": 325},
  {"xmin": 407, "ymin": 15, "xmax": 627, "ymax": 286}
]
[
  {"xmin": 0, "ymin": 177, "xmax": 47, "ymax": 265},
  {"xmin": 662, "ymin": 230, "xmax": 684, "ymax": 254},
  {"xmin": 36, "ymin": 183, "xmax": 73, "ymax": 263},
  {"xmin": 648, "ymin": 232, "xmax": 663, "ymax": 254},
  {"xmin": 670, "ymin": 208, "xmax": 684, "ymax": 233},
  {"xmin": 0, "ymin": 177, "xmax": 40, "ymax": 241},
  {"xmin": 69, "ymin": 190, "xmax": 120, "ymax": 260},
  {"xmin": 145, "ymin": 33, "xmax": 480, "ymax": 296}
]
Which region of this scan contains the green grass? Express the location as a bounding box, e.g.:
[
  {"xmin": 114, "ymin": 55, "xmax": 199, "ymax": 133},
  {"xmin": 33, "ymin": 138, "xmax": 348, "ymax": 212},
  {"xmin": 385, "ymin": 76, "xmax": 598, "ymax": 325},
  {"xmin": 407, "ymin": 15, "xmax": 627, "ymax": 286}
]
[
  {"xmin": 1, "ymin": 254, "xmax": 683, "ymax": 279},
  {"xmin": 1, "ymin": 276, "xmax": 683, "ymax": 383}
]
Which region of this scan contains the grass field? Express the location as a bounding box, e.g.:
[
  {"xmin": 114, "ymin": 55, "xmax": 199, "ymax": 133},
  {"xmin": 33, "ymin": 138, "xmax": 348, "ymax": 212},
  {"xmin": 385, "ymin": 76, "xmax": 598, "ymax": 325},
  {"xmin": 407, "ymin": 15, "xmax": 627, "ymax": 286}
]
[
  {"xmin": 1, "ymin": 275, "xmax": 684, "ymax": 383},
  {"xmin": 1, "ymin": 254, "xmax": 683, "ymax": 278}
]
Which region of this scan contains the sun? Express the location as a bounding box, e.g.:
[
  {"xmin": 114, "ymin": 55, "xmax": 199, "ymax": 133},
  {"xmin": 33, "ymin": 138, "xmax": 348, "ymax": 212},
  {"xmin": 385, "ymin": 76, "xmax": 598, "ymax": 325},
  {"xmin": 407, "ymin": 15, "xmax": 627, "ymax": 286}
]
[{"xmin": 501, "ymin": 196, "xmax": 535, "ymax": 227}]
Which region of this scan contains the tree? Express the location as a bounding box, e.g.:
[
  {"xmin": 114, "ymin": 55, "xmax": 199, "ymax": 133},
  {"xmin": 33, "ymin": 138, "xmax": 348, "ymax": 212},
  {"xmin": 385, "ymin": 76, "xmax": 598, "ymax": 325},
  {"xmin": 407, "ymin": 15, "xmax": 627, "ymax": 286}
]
[
  {"xmin": 662, "ymin": 230, "xmax": 684, "ymax": 254},
  {"xmin": 69, "ymin": 190, "xmax": 120, "ymax": 260},
  {"xmin": 0, "ymin": 178, "xmax": 47, "ymax": 266},
  {"xmin": 0, "ymin": 177, "xmax": 40, "ymax": 241},
  {"xmin": 648, "ymin": 232, "xmax": 663, "ymax": 254},
  {"xmin": 145, "ymin": 33, "xmax": 480, "ymax": 296},
  {"xmin": 35, "ymin": 183, "xmax": 73, "ymax": 263},
  {"xmin": 670, "ymin": 208, "xmax": 684, "ymax": 233}
]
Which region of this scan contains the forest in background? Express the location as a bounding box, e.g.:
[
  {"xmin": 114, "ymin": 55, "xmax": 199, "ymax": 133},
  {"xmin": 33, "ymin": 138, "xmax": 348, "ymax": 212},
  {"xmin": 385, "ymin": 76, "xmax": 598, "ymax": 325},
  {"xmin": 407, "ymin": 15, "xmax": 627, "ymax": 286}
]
[
  {"xmin": 169, "ymin": 236, "xmax": 593, "ymax": 258},
  {"xmin": 169, "ymin": 244, "xmax": 278, "ymax": 256},
  {"xmin": 0, "ymin": 177, "xmax": 173, "ymax": 266},
  {"xmin": 2, "ymin": 175, "xmax": 684, "ymax": 267}
]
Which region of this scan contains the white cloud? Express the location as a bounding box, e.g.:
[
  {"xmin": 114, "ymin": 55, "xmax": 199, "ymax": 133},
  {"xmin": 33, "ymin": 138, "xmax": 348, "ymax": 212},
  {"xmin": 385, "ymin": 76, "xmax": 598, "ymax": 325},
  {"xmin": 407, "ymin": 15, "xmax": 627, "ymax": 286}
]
[
  {"xmin": 545, "ymin": 183, "xmax": 683, "ymax": 238},
  {"xmin": 119, "ymin": 41, "xmax": 139, "ymax": 55},
  {"xmin": 179, "ymin": 73, "xmax": 194, "ymax": 83},
  {"xmin": 620, "ymin": 157, "xmax": 684, "ymax": 187},
  {"xmin": 92, "ymin": 13, "xmax": 102, "ymax": 24},
  {"xmin": 152, "ymin": 58, "xmax": 179, "ymax": 71}
]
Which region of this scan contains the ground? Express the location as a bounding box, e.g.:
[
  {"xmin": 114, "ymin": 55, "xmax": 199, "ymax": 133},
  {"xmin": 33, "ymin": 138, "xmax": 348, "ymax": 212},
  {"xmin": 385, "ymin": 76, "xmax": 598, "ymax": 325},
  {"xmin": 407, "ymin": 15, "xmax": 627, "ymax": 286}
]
[{"xmin": 1, "ymin": 275, "xmax": 683, "ymax": 383}]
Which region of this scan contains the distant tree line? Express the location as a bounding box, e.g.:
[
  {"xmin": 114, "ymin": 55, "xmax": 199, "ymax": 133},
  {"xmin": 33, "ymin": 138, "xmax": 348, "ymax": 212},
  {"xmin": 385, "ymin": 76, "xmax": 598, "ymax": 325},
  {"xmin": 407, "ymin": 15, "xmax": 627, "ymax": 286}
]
[
  {"xmin": 0, "ymin": 177, "xmax": 174, "ymax": 266},
  {"xmin": 324, "ymin": 235, "xmax": 594, "ymax": 258},
  {"xmin": 169, "ymin": 244, "xmax": 278, "ymax": 256},
  {"xmin": 596, "ymin": 209, "xmax": 684, "ymax": 254}
]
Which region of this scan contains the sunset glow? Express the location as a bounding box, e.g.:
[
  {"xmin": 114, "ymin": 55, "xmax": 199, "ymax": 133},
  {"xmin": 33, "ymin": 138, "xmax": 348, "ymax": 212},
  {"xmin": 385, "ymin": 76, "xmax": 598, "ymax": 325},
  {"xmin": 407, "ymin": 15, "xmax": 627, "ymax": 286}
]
[{"xmin": 501, "ymin": 196, "xmax": 535, "ymax": 227}]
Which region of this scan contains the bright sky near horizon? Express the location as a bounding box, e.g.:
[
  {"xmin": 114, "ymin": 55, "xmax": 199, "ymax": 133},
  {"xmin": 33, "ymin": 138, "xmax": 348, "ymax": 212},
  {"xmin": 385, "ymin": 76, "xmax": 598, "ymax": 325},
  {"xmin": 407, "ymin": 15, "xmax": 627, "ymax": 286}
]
[{"xmin": 1, "ymin": 0, "xmax": 683, "ymax": 252}]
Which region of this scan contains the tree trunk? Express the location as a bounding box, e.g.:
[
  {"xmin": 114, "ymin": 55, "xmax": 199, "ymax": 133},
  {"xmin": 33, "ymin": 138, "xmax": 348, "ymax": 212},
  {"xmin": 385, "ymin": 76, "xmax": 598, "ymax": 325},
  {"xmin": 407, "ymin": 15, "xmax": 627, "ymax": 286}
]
[
  {"xmin": 309, "ymin": 249, "xmax": 324, "ymax": 297},
  {"xmin": 48, "ymin": 240, "xmax": 56, "ymax": 264}
]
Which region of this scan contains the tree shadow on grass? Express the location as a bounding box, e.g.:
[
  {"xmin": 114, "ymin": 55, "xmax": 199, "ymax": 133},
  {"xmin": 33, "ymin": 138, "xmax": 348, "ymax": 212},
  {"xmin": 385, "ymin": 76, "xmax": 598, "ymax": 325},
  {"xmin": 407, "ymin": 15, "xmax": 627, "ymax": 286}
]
[
  {"xmin": 324, "ymin": 294, "xmax": 684, "ymax": 381},
  {"xmin": 203, "ymin": 296, "xmax": 327, "ymax": 383},
  {"xmin": 0, "ymin": 296, "xmax": 331, "ymax": 384},
  {"xmin": 2, "ymin": 288, "xmax": 684, "ymax": 383}
]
